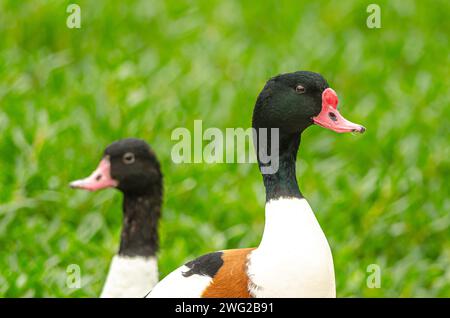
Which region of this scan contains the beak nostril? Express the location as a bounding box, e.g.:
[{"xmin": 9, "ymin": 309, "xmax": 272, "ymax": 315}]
[
  {"xmin": 352, "ymin": 127, "xmax": 366, "ymax": 134},
  {"xmin": 328, "ymin": 112, "xmax": 338, "ymax": 122},
  {"xmin": 95, "ymin": 174, "xmax": 102, "ymax": 181}
]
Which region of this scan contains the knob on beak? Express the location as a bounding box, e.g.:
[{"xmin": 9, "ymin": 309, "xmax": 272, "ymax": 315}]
[{"xmin": 313, "ymin": 88, "xmax": 366, "ymax": 134}]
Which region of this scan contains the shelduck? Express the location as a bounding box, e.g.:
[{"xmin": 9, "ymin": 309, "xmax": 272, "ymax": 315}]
[
  {"xmin": 71, "ymin": 138, "xmax": 163, "ymax": 298},
  {"xmin": 147, "ymin": 71, "xmax": 365, "ymax": 298}
]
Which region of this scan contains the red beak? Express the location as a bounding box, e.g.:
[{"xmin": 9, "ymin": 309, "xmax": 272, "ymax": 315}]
[
  {"xmin": 313, "ymin": 88, "xmax": 366, "ymax": 133},
  {"xmin": 70, "ymin": 157, "xmax": 118, "ymax": 191}
]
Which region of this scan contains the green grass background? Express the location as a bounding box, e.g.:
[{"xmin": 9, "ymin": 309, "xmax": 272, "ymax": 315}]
[{"xmin": 0, "ymin": 0, "xmax": 449, "ymax": 297}]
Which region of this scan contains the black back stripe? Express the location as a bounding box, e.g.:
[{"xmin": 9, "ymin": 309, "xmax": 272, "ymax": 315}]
[{"xmin": 182, "ymin": 252, "xmax": 224, "ymax": 278}]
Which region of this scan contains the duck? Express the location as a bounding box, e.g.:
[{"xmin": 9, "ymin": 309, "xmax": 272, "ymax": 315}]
[
  {"xmin": 70, "ymin": 138, "xmax": 163, "ymax": 298},
  {"xmin": 146, "ymin": 71, "xmax": 365, "ymax": 298}
]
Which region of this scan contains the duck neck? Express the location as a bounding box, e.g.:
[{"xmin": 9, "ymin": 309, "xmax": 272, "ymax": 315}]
[
  {"xmin": 119, "ymin": 192, "xmax": 161, "ymax": 258},
  {"xmin": 258, "ymin": 131, "xmax": 303, "ymax": 202}
]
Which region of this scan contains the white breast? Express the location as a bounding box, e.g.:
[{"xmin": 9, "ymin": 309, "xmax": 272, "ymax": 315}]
[
  {"xmin": 146, "ymin": 265, "xmax": 213, "ymax": 298},
  {"xmin": 100, "ymin": 255, "xmax": 158, "ymax": 298},
  {"xmin": 247, "ymin": 198, "xmax": 336, "ymax": 298}
]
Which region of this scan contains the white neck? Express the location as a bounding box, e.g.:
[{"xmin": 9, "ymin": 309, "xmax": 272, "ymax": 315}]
[
  {"xmin": 259, "ymin": 197, "xmax": 325, "ymax": 248},
  {"xmin": 100, "ymin": 255, "xmax": 158, "ymax": 298},
  {"xmin": 248, "ymin": 197, "xmax": 336, "ymax": 297}
]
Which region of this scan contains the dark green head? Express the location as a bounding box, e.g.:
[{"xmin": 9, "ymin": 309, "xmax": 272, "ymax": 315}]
[
  {"xmin": 252, "ymin": 71, "xmax": 329, "ymax": 134},
  {"xmin": 253, "ymin": 71, "xmax": 365, "ymax": 135}
]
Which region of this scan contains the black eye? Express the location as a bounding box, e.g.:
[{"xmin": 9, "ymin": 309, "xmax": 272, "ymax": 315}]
[
  {"xmin": 295, "ymin": 85, "xmax": 305, "ymax": 94},
  {"xmin": 122, "ymin": 152, "xmax": 135, "ymax": 164}
]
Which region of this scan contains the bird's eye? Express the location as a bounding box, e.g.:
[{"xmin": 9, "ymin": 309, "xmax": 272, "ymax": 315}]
[
  {"xmin": 122, "ymin": 152, "xmax": 135, "ymax": 164},
  {"xmin": 295, "ymin": 85, "xmax": 306, "ymax": 94}
]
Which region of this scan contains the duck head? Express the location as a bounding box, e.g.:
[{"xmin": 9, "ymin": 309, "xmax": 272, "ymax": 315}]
[
  {"xmin": 252, "ymin": 71, "xmax": 365, "ymax": 135},
  {"xmin": 70, "ymin": 138, "xmax": 162, "ymax": 196}
]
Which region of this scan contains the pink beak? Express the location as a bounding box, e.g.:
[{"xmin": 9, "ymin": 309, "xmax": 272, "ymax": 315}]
[
  {"xmin": 313, "ymin": 88, "xmax": 366, "ymax": 133},
  {"xmin": 70, "ymin": 158, "xmax": 118, "ymax": 191}
]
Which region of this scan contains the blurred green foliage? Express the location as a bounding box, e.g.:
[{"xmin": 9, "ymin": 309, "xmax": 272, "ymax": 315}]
[{"xmin": 0, "ymin": 0, "xmax": 449, "ymax": 297}]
